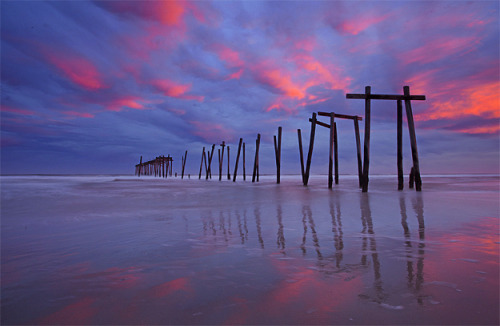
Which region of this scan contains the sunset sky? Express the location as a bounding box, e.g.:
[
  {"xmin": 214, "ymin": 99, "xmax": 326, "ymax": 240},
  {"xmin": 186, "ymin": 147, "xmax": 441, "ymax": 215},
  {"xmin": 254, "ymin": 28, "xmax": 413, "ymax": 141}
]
[{"xmin": 1, "ymin": 0, "xmax": 498, "ymax": 175}]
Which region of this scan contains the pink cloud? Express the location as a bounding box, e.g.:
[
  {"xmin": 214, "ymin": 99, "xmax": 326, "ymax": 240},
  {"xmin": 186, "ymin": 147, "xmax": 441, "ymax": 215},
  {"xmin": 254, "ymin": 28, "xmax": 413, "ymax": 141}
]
[
  {"xmin": 1, "ymin": 105, "xmax": 35, "ymax": 116},
  {"xmin": 335, "ymin": 12, "xmax": 391, "ymax": 35},
  {"xmin": 63, "ymin": 111, "xmax": 95, "ymax": 118},
  {"xmin": 189, "ymin": 120, "xmax": 234, "ymax": 142},
  {"xmin": 401, "ymin": 36, "xmax": 478, "ymax": 65},
  {"xmin": 106, "ymin": 96, "xmax": 148, "ymax": 112},
  {"xmin": 44, "ymin": 51, "xmax": 106, "ymax": 90},
  {"xmin": 150, "ymin": 79, "xmax": 204, "ymax": 102}
]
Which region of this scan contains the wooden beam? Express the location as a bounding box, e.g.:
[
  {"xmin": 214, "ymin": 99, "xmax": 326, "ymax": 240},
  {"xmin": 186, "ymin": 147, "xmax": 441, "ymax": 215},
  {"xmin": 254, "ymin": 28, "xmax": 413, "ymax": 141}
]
[
  {"xmin": 297, "ymin": 129, "xmax": 305, "ymax": 185},
  {"xmin": 362, "ymin": 86, "xmax": 371, "ymax": 192},
  {"xmin": 328, "ymin": 113, "xmax": 335, "ymax": 189},
  {"xmin": 318, "ymin": 112, "xmax": 363, "ymax": 120},
  {"xmin": 310, "ymin": 119, "xmax": 330, "ymax": 129},
  {"xmin": 199, "ymin": 147, "xmax": 205, "ymax": 179},
  {"xmin": 397, "ymin": 100, "xmax": 404, "ymax": 190},
  {"xmin": 252, "ymin": 134, "xmax": 261, "ymax": 182},
  {"xmin": 404, "ymin": 86, "xmax": 422, "ymax": 191},
  {"xmin": 243, "ymin": 142, "xmax": 246, "ymax": 181},
  {"xmin": 233, "ymin": 138, "xmax": 243, "ymax": 182},
  {"xmin": 354, "ymin": 118, "xmax": 362, "ymax": 188},
  {"xmin": 334, "ymin": 122, "xmax": 339, "ymax": 185},
  {"xmin": 304, "ymin": 113, "xmax": 317, "ymax": 186},
  {"xmin": 346, "ymin": 93, "xmax": 426, "ymax": 101}
]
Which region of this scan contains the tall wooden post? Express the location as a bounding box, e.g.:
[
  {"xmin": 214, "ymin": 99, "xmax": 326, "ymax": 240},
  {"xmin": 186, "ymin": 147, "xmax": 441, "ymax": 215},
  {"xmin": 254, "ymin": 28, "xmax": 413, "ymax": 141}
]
[
  {"xmin": 243, "ymin": 142, "xmax": 246, "ymax": 181},
  {"xmin": 138, "ymin": 156, "xmax": 142, "ymax": 177},
  {"xmin": 227, "ymin": 146, "xmax": 231, "ymax": 180},
  {"xmin": 273, "ymin": 126, "xmax": 282, "ymax": 184},
  {"xmin": 218, "ymin": 149, "xmax": 221, "ymax": 180},
  {"xmin": 397, "ymin": 100, "xmax": 404, "ymax": 190},
  {"xmin": 328, "ymin": 113, "xmax": 335, "ymax": 189},
  {"xmin": 181, "ymin": 150, "xmax": 188, "ymax": 179},
  {"xmin": 409, "ymin": 167, "xmax": 415, "ymax": 189},
  {"xmin": 199, "ymin": 147, "xmax": 205, "ymax": 179},
  {"xmin": 297, "ymin": 129, "xmax": 305, "ymax": 185},
  {"xmin": 169, "ymin": 155, "xmax": 173, "ymax": 176},
  {"xmin": 252, "ymin": 134, "xmax": 261, "ymax": 183},
  {"xmin": 219, "ymin": 141, "xmax": 225, "ymax": 181},
  {"xmin": 233, "ymin": 138, "xmax": 243, "ymax": 182},
  {"xmin": 362, "ymin": 86, "xmax": 371, "ymax": 192},
  {"xmin": 304, "ymin": 113, "xmax": 317, "ymax": 186},
  {"xmin": 334, "ymin": 122, "xmax": 339, "ymax": 185},
  {"xmin": 207, "ymin": 144, "xmax": 215, "ymax": 180},
  {"xmin": 404, "ymin": 86, "xmax": 422, "ymax": 191},
  {"xmin": 352, "ymin": 117, "xmax": 364, "ymax": 186},
  {"xmin": 162, "ymin": 156, "xmax": 166, "ymax": 178}
]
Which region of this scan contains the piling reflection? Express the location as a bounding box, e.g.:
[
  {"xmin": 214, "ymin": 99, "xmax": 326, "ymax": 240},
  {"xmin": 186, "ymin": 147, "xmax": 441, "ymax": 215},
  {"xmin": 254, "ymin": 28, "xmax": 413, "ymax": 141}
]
[{"xmin": 330, "ymin": 195, "xmax": 343, "ymax": 268}]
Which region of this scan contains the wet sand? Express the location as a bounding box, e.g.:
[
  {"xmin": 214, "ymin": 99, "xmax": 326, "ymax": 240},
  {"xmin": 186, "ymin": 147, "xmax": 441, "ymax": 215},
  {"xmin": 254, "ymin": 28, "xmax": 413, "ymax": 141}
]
[{"xmin": 1, "ymin": 175, "xmax": 499, "ymax": 325}]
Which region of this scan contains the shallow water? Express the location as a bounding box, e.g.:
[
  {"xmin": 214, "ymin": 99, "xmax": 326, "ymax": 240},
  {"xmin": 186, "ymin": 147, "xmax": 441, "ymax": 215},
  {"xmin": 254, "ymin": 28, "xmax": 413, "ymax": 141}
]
[{"xmin": 1, "ymin": 175, "xmax": 499, "ymax": 325}]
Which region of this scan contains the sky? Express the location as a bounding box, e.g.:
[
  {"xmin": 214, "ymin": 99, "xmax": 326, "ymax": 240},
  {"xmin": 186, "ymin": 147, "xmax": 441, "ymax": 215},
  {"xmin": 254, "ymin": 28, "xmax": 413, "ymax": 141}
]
[{"xmin": 1, "ymin": 0, "xmax": 499, "ymax": 175}]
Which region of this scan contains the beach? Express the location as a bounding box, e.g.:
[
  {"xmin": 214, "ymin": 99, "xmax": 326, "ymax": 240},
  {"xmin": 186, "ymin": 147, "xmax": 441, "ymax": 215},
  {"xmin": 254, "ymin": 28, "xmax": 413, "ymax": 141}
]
[{"xmin": 1, "ymin": 174, "xmax": 499, "ymax": 325}]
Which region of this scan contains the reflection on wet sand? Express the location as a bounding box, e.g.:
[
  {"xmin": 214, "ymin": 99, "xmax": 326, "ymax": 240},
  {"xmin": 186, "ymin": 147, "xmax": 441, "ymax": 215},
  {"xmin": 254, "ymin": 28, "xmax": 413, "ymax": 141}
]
[{"xmin": 400, "ymin": 194, "xmax": 425, "ymax": 304}]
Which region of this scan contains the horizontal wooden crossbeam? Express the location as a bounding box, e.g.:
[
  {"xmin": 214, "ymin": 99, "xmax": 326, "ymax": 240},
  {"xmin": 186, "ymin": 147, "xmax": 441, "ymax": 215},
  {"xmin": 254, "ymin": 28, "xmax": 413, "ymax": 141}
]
[
  {"xmin": 317, "ymin": 112, "xmax": 363, "ymax": 120},
  {"xmin": 346, "ymin": 94, "xmax": 426, "ymax": 101},
  {"xmin": 310, "ymin": 118, "xmax": 331, "ymax": 128}
]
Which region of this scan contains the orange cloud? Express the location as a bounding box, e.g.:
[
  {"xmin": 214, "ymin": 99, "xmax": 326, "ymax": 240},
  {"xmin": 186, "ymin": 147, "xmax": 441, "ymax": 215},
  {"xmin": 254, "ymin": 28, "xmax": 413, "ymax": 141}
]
[
  {"xmin": 107, "ymin": 96, "xmax": 147, "ymax": 112},
  {"xmin": 406, "ymin": 70, "xmax": 499, "ymax": 135},
  {"xmin": 402, "ymin": 36, "xmax": 477, "ymax": 65}
]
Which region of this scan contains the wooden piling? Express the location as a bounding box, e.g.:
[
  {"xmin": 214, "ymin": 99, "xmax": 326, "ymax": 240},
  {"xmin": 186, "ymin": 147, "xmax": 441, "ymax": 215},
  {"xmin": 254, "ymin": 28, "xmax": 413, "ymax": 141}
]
[
  {"xmin": 138, "ymin": 156, "xmax": 142, "ymax": 176},
  {"xmin": 409, "ymin": 167, "xmax": 415, "ymax": 189},
  {"xmin": 233, "ymin": 138, "xmax": 243, "ymax": 182},
  {"xmin": 169, "ymin": 155, "xmax": 173, "ymax": 176},
  {"xmin": 334, "ymin": 122, "xmax": 339, "ymax": 185},
  {"xmin": 207, "ymin": 144, "xmax": 215, "ymax": 179},
  {"xmin": 362, "ymin": 86, "xmax": 371, "ymax": 192},
  {"xmin": 219, "ymin": 141, "xmax": 225, "ymax": 181},
  {"xmin": 199, "ymin": 148, "xmax": 206, "ymax": 179},
  {"xmin": 297, "ymin": 129, "xmax": 305, "ymax": 185},
  {"xmin": 227, "ymin": 146, "xmax": 231, "ymax": 180},
  {"xmin": 181, "ymin": 151, "xmax": 187, "ymax": 179},
  {"xmin": 403, "ymin": 86, "xmax": 422, "ymax": 191},
  {"xmin": 243, "ymin": 142, "xmax": 246, "ymax": 181},
  {"xmin": 252, "ymin": 134, "xmax": 261, "ymax": 182},
  {"xmin": 273, "ymin": 126, "xmax": 282, "ymax": 184},
  {"xmin": 328, "ymin": 113, "xmax": 335, "ymax": 189},
  {"xmin": 397, "ymin": 100, "xmax": 404, "ymax": 190},
  {"xmin": 304, "ymin": 113, "xmax": 317, "ymax": 186},
  {"xmin": 218, "ymin": 149, "xmax": 221, "ymax": 180}
]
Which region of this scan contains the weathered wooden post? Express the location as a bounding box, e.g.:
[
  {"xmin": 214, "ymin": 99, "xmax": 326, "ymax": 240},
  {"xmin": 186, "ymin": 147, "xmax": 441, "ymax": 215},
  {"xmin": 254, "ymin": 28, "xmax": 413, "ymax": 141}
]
[
  {"xmin": 199, "ymin": 147, "xmax": 206, "ymax": 179},
  {"xmin": 362, "ymin": 86, "xmax": 371, "ymax": 192},
  {"xmin": 227, "ymin": 146, "xmax": 231, "ymax": 180},
  {"xmin": 181, "ymin": 150, "xmax": 188, "ymax": 179},
  {"xmin": 273, "ymin": 126, "xmax": 282, "ymax": 184},
  {"xmin": 219, "ymin": 141, "xmax": 225, "ymax": 181},
  {"xmin": 353, "ymin": 117, "xmax": 362, "ymax": 188},
  {"xmin": 207, "ymin": 144, "xmax": 215, "ymax": 179},
  {"xmin": 138, "ymin": 156, "xmax": 143, "ymax": 176},
  {"xmin": 252, "ymin": 134, "xmax": 261, "ymax": 182},
  {"xmin": 328, "ymin": 113, "xmax": 335, "ymax": 189},
  {"xmin": 334, "ymin": 122, "xmax": 339, "ymax": 185},
  {"xmin": 233, "ymin": 138, "xmax": 243, "ymax": 182},
  {"xmin": 169, "ymin": 155, "xmax": 173, "ymax": 176},
  {"xmin": 409, "ymin": 167, "xmax": 415, "ymax": 189},
  {"xmin": 297, "ymin": 129, "xmax": 305, "ymax": 185},
  {"xmin": 397, "ymin": 100, "xmax": 404, "ymax": 190},
  {"xmin": 404, "ymin": 86, "xmax": 422, "ymax": 191},
  {"xmin": 304, "ymin": 113, "xmax": 317, "ymax": 186},
  {"xmin": 243, "ymin": 142, "xmax": 246, "ymax": 181}
]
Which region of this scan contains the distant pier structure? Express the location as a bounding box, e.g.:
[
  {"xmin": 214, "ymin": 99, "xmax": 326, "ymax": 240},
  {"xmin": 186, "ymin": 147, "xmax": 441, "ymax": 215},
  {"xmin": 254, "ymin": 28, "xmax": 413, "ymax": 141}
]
[{"xmin": 134, "ymin": 85, "xmax": 425, "ymax": 192}]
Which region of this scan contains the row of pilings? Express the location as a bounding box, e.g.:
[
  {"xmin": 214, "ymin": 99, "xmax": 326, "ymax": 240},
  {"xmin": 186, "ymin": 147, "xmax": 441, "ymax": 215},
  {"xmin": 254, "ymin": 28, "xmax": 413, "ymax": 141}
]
[{"xmin": 135, "ymin": 86, "xmax": 425, "ymax": 192}]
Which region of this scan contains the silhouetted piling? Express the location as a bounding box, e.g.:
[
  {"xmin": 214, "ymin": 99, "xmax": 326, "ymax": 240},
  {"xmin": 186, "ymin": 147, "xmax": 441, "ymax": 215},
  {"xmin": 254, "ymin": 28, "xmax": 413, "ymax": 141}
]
[
  {"xmin": 252, "ymin": 134, "xmax": 261, "ymax": 182},
  {"xmin": 181, "ymin": 151, "xmax": 188, "ymax": 179},
  {"xmin": 199, "ymin": 147, "xmax": 206, "ymax": 179},
  {"xmin": 328, "ymin": 113, "xmax": 335, "ymax": 189},
  {"xmin": 233, "ymin": 138, "xmax": 243, "ymax": 182},
  {"xmin": 273, "ymin": 126, "xmax": 282, "ymax": 184},
  {"xmin": 243, "ymin": 142, "xmax": 246, "ymax": 181},
  {"xmin": 297, "ymin": 129, "xmax": 305, "ymax": 185},
  {"xmin": 219, "ymin": 141, "xmax": 225, "ymax": 181},
  {"xmin": 227, "ymin": 146, "xmax": 231, "ymax": 180},
  {"xmin": 404, "ymin": 86, "xmax": 422, "ymax": 191},
  {"xmin": 397, "ymin": 100, "xmax": 404, "ymax": 190},
  {"xmin": 304, "ymin": 113, "xmax": 317, "ymax": 186}
]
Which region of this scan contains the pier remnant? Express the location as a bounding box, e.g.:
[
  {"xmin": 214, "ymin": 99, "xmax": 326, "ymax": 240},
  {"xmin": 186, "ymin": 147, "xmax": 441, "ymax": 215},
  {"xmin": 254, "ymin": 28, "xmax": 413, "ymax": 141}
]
[
  {"xmin": 233, "ymin": 138, "xmax": 243, "ymax": 182},
  {"xmin": 181, "ymin": 151, "xmax": 188, "ymax": 179},
  {"xmin": 273, "ymin": 126, "xmax": 282, "ymax": 184},
  {"xmin": 346, "ymin": 86, "xmax": 425, "ymax": 192},
  {"xmin": 252, "ymin": 134, "xmax": 261, "ymax": 182}
]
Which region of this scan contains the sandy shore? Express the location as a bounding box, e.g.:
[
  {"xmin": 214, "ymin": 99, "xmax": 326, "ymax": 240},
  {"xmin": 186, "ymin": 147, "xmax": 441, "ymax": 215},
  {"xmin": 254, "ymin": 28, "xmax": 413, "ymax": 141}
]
[{"xmin": 1, "ymin": 174, "xmax": 498, "ymax": 324}]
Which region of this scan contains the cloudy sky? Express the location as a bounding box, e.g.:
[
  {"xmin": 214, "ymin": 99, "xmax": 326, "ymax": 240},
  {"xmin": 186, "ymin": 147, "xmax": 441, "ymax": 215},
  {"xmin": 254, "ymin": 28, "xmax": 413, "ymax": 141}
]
[{"xmin": 1, "ymin": 0, "xmax": 498, "ymax": 175}]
